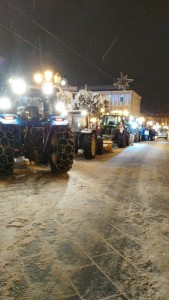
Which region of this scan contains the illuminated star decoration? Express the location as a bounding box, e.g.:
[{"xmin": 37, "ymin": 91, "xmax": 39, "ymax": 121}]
[{"xmin": 114, "ymin": 72, "xmax": 133, "ymax": 90}]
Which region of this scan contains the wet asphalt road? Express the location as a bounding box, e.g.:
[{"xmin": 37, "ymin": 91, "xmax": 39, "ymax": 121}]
[{"xmin": 0, "ymin": 140, "xmax": 169, "ymax": 300}]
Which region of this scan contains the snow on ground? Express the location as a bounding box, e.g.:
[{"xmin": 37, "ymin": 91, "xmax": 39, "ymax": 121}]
[{"xmin": 0, "ymin": 140, "xmax": 169, "ymax": 300}]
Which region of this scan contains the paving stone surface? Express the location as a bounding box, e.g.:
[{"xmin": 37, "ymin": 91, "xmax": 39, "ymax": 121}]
[{"xmin": 0, "ymin": 142, "xmax": 169, "ymax": 299}]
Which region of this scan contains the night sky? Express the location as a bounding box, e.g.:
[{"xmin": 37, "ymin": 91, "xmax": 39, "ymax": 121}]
[{"xmin": 0, "ymin": 0, "xmax": 169, "ymax": 114}]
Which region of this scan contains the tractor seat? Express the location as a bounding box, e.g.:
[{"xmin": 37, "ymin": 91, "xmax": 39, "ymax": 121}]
[{"xmin": 25, "ymin": 106, "xmax": 40, "ymax": 120}]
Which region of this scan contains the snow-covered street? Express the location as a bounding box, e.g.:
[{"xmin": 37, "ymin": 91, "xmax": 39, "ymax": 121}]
[{"xmin": 0, "ymin": 141, "xmax": 169, "ymax": 300}]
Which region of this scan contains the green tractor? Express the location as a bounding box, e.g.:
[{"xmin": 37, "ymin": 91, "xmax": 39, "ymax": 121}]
[{"xmin": 99, "ymin": 112, "xmax": 130, "ymax": 148}]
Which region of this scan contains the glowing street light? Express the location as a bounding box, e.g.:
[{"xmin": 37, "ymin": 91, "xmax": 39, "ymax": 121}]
[
  {"xmin": 33, "ymin": 70, "xmax": 68, "ymax": 105},
  {"xmin": 90, "ymin": 117, "xmax": 97, "ymax": 123},
  {"xmin": 44, "ymin": 70, "xmax": 53, "ymax": 82},
  {"xmin": 100, "ymin": 107, "xmax": 105, "ymax": 114},
  {"xmin": 34, "ymin": 70, "xmax": 67, "ymax": 87},
  {"xmin": 34, "ymin": 72, "xmax": 43, "ymax": 84},
  {"xmin": 60, "ymin": 78, "xmax": 68, "ymax": 86}
]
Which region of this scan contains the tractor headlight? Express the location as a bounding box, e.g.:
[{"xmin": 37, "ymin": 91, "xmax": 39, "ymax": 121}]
[
  {"xmin": 42, "ymin": 82, "xmax": 53, "ymax": 95},
  {"xmin": 55, "ymin": 101, "xmax": 66, "ymax": 112},
  {"xmin": 10, "ymin": 78, "xmax": 27, "ymax": 95},
  {"xmin": 61, "ymin": 110, "xmax": 68, "ymax": 117},
  {"xmin": 0, "ymin": 97, "xmax": 11, "ymax": 110},
  {"xmin": 131, "ymin": 121, "xmax": 138, "ymax": 130},
  {"xmin": 90, "ymin": 117, "xmax": 97, "ymax": 123},
  {"xmin": 81, "ymin": 110, "xmax": 87, "ymax": 116}
]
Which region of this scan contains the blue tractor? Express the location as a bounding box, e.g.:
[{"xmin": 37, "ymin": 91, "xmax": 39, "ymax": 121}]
[{"xmin": 0, "ymin": 85, "xmax": 75, "ymax": 177}]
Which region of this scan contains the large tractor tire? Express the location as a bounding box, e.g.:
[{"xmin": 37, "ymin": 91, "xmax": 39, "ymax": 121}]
[
  {"xmin": 96, "ymin": 137, "xmax": 104, "ymax": 155},
  {"xmin": 74, "ymin": 137, "xmax": 79, "ymax": 155},
  {"xmin": 126, "ymin": 133, "xmax": 130, "ymax": 146},
  {"xmin": 134, "ymin": 131, "xmax": 139, "ymax": 143},
  {"xmin": 83, "ymin": 134, "xmax": 96, "ymax": 159},
  {"xmin": 24, "ymin": 128, "xmax": 47, "ymax": 164},
  {"xmin": 0, "ymin": 126, "xmax": 14, "ymax": 176},
  {"xmin": 117, "ymin": 133, "xmax": 126, "ymax": 148},
  {"xmin": 49, "ymin": 126, "xmax": 75, "ymax": 173}
]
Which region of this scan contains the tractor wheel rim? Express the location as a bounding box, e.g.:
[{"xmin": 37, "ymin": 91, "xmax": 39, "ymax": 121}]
[
  {"xmin": 51, "ymin": 152, "xmax": 57, "ymax": 164},
  {"xmin": 91, "ymin": 136, "xmax": 96, "ymax": 155},
  {"xmin": 51, "ymin": 134, "xmax": 57, "ymax": 164}
]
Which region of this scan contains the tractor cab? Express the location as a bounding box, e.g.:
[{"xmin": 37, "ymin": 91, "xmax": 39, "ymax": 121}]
[
  {"xmin": 100, "ymin": 112, "xmax": 130, "ymax": 147},
  {"xmin": 67, "ymin": 110, "xmax": 88, "ymax": 132},
  {"xmin": 65, "ymin": 109, "xmax": 103, "ymax": 159}
]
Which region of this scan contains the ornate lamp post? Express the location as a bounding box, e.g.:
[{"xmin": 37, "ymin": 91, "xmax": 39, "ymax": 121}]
[
  {"xmin": 34, "ymin": 71, "xmax": 67, "ymax": 91},
  {"xmin": 33, "ymin": 71, "xmax": 68, "ymax": 115}
]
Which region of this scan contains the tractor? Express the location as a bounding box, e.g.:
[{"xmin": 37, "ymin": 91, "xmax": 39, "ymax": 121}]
[
  {"xmin": 66, "ymin": 110, "xmax": 103, "ymax": 159},
  {"xmin": 0, "ymin": 85, "xmax": 75, "ymax": 177},
  {"xmin": 99, "ymin": 112, "xmax": 130, "ymax": 148}
]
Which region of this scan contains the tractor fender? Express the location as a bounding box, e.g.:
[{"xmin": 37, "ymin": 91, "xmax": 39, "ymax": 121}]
[
  {"xmin": 81, "ymin": 128, "xmax": 96, "ymax": 135},
  {"xmin": 48, "ymin": 115, "xmax": 69, "ymax": 126},
  {"xmin": 0, "ymin": 114, "xmax": 21, "ymax": 125}
]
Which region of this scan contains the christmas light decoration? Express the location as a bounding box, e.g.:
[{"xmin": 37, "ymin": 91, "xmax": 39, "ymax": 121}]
[{"xmin": 114, "ymin": 72, "xmax": 133, "ymax": 90}]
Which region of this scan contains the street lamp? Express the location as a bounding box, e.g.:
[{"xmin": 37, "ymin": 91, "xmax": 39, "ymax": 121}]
[
  {"xmin": 44, "ymin": 70, "xmax": 53, "ymax": 82},
  {"xmin": 34, "ymin": 71, "xmax": 67, "ymax": 88},
  {"xmin": 34, "ymin": 70, "xmax": 66, "ymax": 87},
  {"xmin": 33, "ymin": 70, "xmax": 68, "ymax": 115},
  {"xmin": 60, "ymin": 78, "xmax": 68, "ymax": 87},
  {"xmin": 34, "ymin": 71, "xmax": 54, "ymax": 95},
  {"xmin": 34, "ymin": 72, "xmax": 43, "ymax": 85}
]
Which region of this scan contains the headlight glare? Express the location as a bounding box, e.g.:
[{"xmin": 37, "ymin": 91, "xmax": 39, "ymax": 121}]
[{"xmin": 0, "ymin": 97, "xmax": 11, "ymax": 110}]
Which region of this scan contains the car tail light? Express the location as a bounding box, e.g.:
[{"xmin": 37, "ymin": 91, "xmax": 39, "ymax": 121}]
[
  {"xmin": 55, "ymin": 118, "xmax": 63, "ymax": 122},
  {"xmin": 4, "ymin": 116, "xmax": 14, "ymax": 120}
]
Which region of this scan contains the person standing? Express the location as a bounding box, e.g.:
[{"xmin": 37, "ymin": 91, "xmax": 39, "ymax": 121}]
[
  {"xmin": 149, "ymin": 127, "xmax": 155, "ymax": 141},
  {"xmin": 141, "ymin": 126, "xmax": 145, "ymax": 141},
  {"xmin": 144, "ymin": 128, "xmax": 149, "ymax": 141}
]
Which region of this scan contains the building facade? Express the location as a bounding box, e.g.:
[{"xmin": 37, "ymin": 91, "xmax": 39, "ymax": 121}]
[
  {"xmin": 65, "ymin": 85, "xmax": 142, "ymax": 117},
  {"xmin": 98, "ymin": 89, "xmax": 141, "ymax": 117}
]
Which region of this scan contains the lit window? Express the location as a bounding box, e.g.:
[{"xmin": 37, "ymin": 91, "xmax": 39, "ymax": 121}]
[{"xmin": 120, "ymin": 96, "xmax": 123, "ymax": 103}]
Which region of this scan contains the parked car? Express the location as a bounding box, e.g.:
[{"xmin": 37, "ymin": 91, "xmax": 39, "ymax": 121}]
[{"xmin": 156, "ymin": 130, "xmax": 168, "ymax": 139}]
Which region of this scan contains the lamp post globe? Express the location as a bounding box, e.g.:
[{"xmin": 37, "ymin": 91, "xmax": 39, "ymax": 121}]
[
  {"xmin": 54, "ymin": 73, "xmax": 62, "ymax": 85},
  {"xmin": 34, "ymin": 72, "xmax": 43, "ymax": 85},
  {"xmin": 60, "ymin": 78, "xmax": 68, "ymax": 87},
  {"xmin": 44, "ymin": 70, "xmax": 53, "ymax": 82}
]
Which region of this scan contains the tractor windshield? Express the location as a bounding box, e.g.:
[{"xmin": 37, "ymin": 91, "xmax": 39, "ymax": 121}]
[
  {"xmin": 68, "ymin": 114, "xmax": 87, "ymax": 131},
  {"xmin": 102, "ymin": 115, "xmax": 122, "ymax": 126}
]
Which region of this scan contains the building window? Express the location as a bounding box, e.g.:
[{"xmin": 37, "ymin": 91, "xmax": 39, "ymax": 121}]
[{"xmin": 120, "ymin": 96, "xmax": 123, "ymax": 103}]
